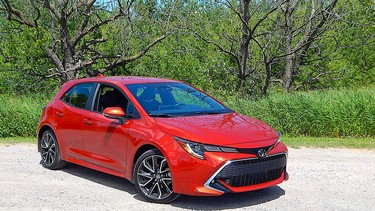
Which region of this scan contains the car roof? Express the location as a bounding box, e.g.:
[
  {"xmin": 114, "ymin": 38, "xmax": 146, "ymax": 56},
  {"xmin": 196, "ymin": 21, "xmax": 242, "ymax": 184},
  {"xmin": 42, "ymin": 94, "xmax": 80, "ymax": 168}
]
[{"xmin": 68, "ymin": 76, "xmax": 179, "ymax": 85}]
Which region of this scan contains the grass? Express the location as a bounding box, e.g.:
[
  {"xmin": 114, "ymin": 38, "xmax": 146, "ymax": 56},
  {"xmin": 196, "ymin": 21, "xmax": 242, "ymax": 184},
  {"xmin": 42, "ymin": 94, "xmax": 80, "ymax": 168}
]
[
  {"xmin": 1, "ymin": 86, "xmax": 374, "ymax": 138},
  {"xmin": 0, "ymin": 137, "xmax": 36, "ymax": 144},
  {"xmin": 0, "ymin": 94, "xmax": 49, "ymax": 137},
  {"xmin": 283, "ymin": 136, "xmax": 375, "ymax": 149},
  {"xmin": 1, "ymin": 136, "xmax": 374, "ymax": 149},
  {"xmin": 221, "ymin": 87, "xmax": 375, "ymax": 138}
]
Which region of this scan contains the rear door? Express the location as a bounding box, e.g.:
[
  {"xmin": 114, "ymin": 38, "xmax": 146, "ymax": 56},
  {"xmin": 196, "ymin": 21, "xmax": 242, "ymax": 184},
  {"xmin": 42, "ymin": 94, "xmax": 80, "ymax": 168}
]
[{"xmin": 54, "ymin": 83, "xmax": 97, "ymax": 160}]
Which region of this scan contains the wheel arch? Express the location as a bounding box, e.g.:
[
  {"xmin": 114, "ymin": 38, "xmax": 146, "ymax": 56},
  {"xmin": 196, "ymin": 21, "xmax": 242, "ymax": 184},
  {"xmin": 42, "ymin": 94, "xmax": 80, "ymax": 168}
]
[
  {"xmin": 37, "ymin": 125, "xmax": 54, "ymax": 152},
  {"xmin": 131, "ymin": 144, "xmax": 161, "ymax": 182}
]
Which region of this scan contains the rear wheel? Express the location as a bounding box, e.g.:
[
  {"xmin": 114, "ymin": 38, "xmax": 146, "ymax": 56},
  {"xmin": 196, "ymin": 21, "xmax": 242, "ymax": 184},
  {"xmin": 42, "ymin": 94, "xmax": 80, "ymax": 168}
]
[
  {"xmin": 134, "ymin": 149, "xmax": 180, "ymax": 203},
  {"xmin": 39, "ymin": 129, "xmax": 66, "ymax": 170}
]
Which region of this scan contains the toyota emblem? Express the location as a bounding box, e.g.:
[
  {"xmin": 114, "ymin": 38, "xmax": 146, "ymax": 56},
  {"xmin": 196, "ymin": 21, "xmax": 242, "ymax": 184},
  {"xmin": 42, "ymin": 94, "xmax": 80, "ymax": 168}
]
[{"xmin": 258, "ymin": 149, "xmax": 267, "ymax": 158}]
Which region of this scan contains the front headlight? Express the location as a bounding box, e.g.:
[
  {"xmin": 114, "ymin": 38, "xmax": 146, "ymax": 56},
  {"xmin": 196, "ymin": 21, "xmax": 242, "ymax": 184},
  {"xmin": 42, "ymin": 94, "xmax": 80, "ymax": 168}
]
[
  {"xmin": 267, "ymin": 132, "xmax": 282, "ymax": 152},
  {"xmin": 276, "ymin": 132, "xmax": 282, "ymax": 146},
  {"xmin": 175, "ymin": 137, "xmax": 205, "ymax": 159},
  {"xmin": 175, "ymin": 137, "xmax": 238, "ymax": 160}
]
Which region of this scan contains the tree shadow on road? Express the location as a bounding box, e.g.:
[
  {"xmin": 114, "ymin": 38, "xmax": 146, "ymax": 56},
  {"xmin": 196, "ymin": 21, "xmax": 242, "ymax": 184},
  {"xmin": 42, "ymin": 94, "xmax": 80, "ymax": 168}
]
[
  {"xmin": 61, "ymin": 163, "xmax": 284, "ymax": 208},
  {"xmin": 61, "ymin": 163, "xmax": 137, "ymax": 194},
  {"xmin": 171, "ymin": 186, "xmax": 285, "ymax": 210}
]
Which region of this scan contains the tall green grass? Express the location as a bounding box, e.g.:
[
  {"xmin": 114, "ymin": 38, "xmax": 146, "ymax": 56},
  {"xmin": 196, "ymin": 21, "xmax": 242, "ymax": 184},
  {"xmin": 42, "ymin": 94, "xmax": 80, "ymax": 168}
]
[
  {"xmin": 222, "ymin": 87, "xmax": 375, "ymax": 137},
  {"xmin": 0, "ymin": 95, "xmax": 49, "ymax": 137},
  {"xmin": 0, "ymin": 87, "xmax": 374, "ymax": 138}
]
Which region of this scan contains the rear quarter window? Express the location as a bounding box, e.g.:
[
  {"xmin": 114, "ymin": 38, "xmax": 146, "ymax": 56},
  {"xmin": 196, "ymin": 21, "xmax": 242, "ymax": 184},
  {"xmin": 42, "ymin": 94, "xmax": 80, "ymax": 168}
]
[{"xmin": 61, "ymin": 83, "xmax": 96, "ymax": 110}]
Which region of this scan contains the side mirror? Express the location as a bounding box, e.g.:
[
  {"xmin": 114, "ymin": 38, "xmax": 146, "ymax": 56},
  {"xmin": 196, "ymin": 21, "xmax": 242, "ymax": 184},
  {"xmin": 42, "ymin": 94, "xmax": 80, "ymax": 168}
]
[{"xmin": 103, "ymin": 107, "xmax": 126, "ymax": 125}]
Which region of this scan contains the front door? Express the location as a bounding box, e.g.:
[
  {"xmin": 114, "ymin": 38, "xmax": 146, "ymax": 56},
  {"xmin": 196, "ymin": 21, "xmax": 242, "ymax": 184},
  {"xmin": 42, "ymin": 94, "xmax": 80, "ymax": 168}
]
[{"xmin": 82, "ymin": 84, "xmax": 130, "ymax": 173}]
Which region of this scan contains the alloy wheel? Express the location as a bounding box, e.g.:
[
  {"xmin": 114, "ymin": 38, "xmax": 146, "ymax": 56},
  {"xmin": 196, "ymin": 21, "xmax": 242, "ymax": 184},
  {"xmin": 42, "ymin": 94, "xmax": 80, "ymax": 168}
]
[
  {"xmin": 136, "ymin": 155, "xmax": 173, "ymax": 200},
  {"xmin": 41, "ymin": 132, "xmax": 56, "ymax": 167}
]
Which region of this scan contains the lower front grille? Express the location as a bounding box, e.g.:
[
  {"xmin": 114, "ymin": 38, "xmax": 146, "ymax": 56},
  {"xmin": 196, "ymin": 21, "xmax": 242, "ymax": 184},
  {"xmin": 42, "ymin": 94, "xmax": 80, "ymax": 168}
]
[{"xmin": 215, "ymin": 154, "xmax": 286, "ymax": 187}]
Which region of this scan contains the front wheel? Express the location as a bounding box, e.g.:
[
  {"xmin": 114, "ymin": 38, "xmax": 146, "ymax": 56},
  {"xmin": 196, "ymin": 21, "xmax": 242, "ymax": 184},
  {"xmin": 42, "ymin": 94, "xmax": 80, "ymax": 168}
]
[
  {"xmin": 134, "ymin": 149, "xmax": 180, "ymax": 203},
  {"xmin": 39, "ymin": 129, "xmax": 66, "ymax": 170}
]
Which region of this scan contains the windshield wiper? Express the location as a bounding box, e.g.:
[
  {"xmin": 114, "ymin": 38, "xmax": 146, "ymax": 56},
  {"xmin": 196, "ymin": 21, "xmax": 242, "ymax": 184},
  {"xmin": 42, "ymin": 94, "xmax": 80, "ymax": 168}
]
[
  {"xmin": 193, "ymin": 111, "xmax": 224, "ymax": 115},
  {"xmin": 149, "ymin": 113, "xmax": 176, "ymax": 118}
]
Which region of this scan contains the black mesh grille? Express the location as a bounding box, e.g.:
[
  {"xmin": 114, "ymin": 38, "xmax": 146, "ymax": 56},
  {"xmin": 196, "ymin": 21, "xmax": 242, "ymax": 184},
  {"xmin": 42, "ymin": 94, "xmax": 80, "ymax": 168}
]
[{"xmin": 215, "ymin": 154, "xmax": 286, "ymax": 187}]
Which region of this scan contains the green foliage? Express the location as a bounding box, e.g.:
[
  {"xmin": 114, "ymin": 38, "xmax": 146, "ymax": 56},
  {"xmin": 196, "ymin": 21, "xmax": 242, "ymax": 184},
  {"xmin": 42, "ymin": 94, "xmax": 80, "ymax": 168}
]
[
  {"xmin": 1, "ymin": 87, "xmax": 374, "ymax": 138},
  {"xmin": 220, "ymin": 87, "xmax": 375, "ymax": 137},
  {"xmin": 1, "ymin": 0, "xmax": 374, "ymax": 96},
  {"xmin": 0, "ymin": 94, "xmax": 49, "ymax": 137},
  {"xmin": 0, "ymin": 0, "xmax": 374, "ymax": 140},
  {"xmin": 296, "ymin": 0, "xmax": 375, "ymax": 90},
  {"xmin": 0, "ymin": 137, "xmax": 35, "ymax": 144},
  {"xmin": 282, "ymin": 136, "xmax": 375, "ymax": 149},
  {"xmin": 0, "ymin": 20, "xmax": 59, "ymax": 94},
  {"xmin": 1, "ymin": 136, "xmax": 374, "ymax": 149}
]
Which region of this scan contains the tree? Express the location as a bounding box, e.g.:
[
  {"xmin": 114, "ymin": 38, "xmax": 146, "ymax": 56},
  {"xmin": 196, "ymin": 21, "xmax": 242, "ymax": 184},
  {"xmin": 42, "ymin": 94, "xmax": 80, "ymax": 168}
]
[
  {"xmin": 190, "ymin": 0, "xmax": 285, "ymax": 91},
  {"xmin": 1, "ymin": 0, "xmax": 373, "ymax": 95},
  {"xmin": 190, "ymin": 0, "xmax": 344, "ymax": 95},
  {"xmin": 0, "ymin": 0, "xmax": 175, "ymax": 82},
  {"xmin": 279, "ymin": 0, "xmax": 338, "ymax": 91},
  {"xmin": 257, "ymin": 0, "xmax": 340, "ymax": 94}
]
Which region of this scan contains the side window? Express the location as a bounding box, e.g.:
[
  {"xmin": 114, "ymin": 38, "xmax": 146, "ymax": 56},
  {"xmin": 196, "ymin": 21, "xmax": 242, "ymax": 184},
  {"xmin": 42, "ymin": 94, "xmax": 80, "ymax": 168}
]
[
  {"xmin": 61, "ymin": 83, "xmax": 96, "ymax": 110},
  {"xmin": 62, "ymin": 88, "xmax": 74, "ymax": 103},
  {"xmin": 96, "ymin": 84, "xmax": 128, "ymax": 113}
]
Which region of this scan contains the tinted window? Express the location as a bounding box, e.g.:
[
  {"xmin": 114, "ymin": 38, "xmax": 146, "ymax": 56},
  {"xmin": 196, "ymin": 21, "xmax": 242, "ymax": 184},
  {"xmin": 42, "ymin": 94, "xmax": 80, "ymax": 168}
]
[
  {"xmin": 96, "ymin": 85, "xmax": 128, "ymax": 112},
  {"xmin": 62, "ymin": 83, "xmax": 96, "ymax": 109},
  {"xmin": 94, "ymin": 84, "xmax": 140, "ymax": 119},
  {"xmin": 126, "ymin": 82, "xmax": 231, "ymax": 117}
]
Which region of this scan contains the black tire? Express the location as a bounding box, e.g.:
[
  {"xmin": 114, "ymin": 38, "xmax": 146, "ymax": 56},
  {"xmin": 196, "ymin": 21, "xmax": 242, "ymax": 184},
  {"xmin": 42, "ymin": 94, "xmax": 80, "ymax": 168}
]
[
  {"xmin": 39, "ymin": 129, "xmax": 66, "ymax": 170},
  {"xmin": 133, "ymin": 149, "xmax": 180, "ymax": 203}
]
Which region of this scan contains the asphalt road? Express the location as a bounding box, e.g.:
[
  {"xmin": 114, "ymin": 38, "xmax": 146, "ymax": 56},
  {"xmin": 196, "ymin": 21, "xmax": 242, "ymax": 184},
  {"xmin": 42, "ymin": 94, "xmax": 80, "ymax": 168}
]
[{"xmin": 0, "ymin": 143, "xmax": 374, "ymax": 210}]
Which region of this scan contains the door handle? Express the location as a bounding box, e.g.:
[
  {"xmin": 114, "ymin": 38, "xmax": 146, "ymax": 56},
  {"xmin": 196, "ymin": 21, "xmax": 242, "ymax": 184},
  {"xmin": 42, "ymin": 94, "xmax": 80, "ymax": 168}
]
[
  {"xmin": 83, "ymin": 119, "xmax": 93, "ymax": 125},
  {"xmin": 56, "ymin": 112, "xmax": 64, "ymax": 117}
]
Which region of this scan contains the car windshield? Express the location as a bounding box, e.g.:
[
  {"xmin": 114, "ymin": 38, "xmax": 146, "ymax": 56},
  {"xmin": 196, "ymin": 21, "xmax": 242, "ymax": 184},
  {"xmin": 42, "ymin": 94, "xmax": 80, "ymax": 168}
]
[{"xmin": 126, "ymin": 82, "xmax": 232, "ymax": 117}]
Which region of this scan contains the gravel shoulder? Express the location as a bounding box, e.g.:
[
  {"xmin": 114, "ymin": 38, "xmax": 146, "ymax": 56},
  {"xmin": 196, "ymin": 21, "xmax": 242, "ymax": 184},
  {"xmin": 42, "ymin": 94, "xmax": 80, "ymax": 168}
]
[{"xmin": 0, "ymin": 143, "xmax": 374, "ymax": 210}]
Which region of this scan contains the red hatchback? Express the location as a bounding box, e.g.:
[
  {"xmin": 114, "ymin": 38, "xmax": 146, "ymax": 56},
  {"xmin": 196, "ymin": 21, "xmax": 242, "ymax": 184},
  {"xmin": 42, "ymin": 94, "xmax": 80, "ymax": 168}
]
[{"xmin": 37, "ymin": 76, "xmax": 288, "ymax": 203}]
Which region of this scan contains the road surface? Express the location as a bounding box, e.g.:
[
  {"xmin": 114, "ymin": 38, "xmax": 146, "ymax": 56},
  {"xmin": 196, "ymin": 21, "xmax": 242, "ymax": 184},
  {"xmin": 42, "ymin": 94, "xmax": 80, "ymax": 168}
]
[{"xmin": 0, "ymin": 143, "xmax": 374, "ymax": 210}]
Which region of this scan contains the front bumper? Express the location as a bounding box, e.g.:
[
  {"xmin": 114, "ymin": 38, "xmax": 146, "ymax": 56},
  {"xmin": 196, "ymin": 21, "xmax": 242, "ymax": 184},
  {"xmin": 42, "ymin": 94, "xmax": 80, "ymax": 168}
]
[
  {"xmin": 205, "ymin": 153, "xmax": 287, "ymax": 193},
  {"xmin": 163, "ymin": 142, "xmax": 288, "ymax": 196}
]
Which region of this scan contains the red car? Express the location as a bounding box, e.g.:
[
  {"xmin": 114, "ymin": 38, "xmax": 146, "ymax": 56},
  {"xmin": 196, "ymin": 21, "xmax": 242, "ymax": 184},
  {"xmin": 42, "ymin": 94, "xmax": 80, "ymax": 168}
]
[{"xmin": 37, "ymin": 76, "xmax": 288, "ymax": 203}]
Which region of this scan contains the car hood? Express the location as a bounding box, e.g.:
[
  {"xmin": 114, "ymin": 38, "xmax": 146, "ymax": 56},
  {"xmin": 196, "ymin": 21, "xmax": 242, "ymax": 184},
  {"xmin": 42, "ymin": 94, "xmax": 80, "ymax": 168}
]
[{"xmin": 154, "ymin": 112, "xmax": 278, "ymax": 148}]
